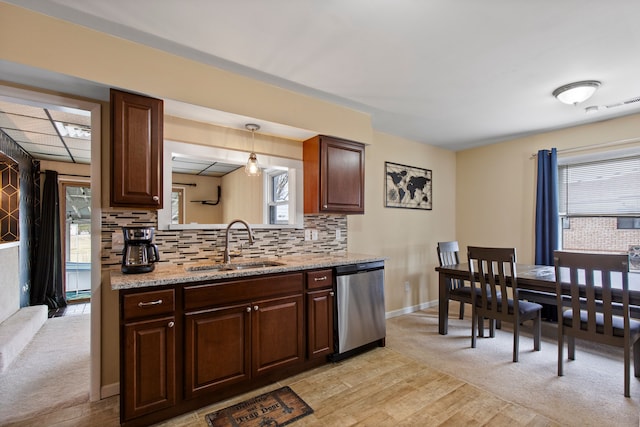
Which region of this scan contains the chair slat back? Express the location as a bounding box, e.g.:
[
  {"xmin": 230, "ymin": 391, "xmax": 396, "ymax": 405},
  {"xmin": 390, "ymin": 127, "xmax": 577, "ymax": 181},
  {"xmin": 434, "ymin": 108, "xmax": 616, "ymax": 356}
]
[
  {"xmin": 468, "ymin": 246, "xmax": 517, "ymax": 318},
  {"xmin": 437, "ymin": 241, "xmax": 460, "ymax": 266},
  {"xmin": 554, "ymin": 251, "xmax": 629, "ymax": 338}
]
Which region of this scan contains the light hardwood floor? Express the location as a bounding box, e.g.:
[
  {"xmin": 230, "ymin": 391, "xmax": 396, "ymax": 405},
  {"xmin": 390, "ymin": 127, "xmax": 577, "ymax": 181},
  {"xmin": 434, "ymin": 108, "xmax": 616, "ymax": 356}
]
[
  {"xmin": 4, "ymin": 307, "xmax": 562, "ymax": 427},
  {"xmin": 3, "ymin": 346, "xmax": 555, "ymax": 427}
]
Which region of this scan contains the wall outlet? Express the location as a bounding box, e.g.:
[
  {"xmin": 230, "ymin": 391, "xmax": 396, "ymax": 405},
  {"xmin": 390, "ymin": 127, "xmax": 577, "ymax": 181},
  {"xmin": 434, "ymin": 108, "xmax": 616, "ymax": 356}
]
[
  {"xmin": 304, "ymin": 229, "xmax": 312, "ymax": 241},
  {"xmin": 311, "ymin": 229, "xmax": 318, "ymax": 240},
  {"xmin": 335, "ymin": 229, "xmax": 341, "ymax": 240},
  {"xmin": 404, "ymin": 281, "xmax": 410, "ymax": 292}
]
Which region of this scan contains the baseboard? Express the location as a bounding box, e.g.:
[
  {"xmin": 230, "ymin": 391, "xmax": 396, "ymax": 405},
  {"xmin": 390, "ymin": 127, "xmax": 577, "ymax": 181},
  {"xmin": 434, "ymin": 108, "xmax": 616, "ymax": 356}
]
[
  {"xmin": 386, "ymin": 300, "xmax": 437, "ymax": 319},
  {"xmin": 101, "ymin": 382, "xmax": 119, "ymax": 399}
]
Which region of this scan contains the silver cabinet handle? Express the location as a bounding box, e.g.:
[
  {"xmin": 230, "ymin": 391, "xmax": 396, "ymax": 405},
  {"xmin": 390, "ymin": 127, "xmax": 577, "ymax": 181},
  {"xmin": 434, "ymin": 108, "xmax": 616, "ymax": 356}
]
[
  {"xmin": 329, "ymin": 291, "xmax": 335, "ymax": 297},
  {"xmin": 314, "ymin": 276, "xmax": 328, "ymax": 281},
  {"xmin": 168, "ymin": 321, "xmax": 174, "ymax": 328},
  {"xmin": 253, "ymin": 305, "xmax": 259, "ymax": 311},
  {"xmin": 152, "ymin": 195, "xmax": 159, "ymax": 201},
  {"xmin": 246, "ymin": 307, "xmax": 251, "ymax": 312},
  {"xmin": 138, "ymin": 299, "xmax": 163, "ymax": 307},
  {"xmin": 323, "ymin": 204, "xmax": 328, "ymax": 209}
]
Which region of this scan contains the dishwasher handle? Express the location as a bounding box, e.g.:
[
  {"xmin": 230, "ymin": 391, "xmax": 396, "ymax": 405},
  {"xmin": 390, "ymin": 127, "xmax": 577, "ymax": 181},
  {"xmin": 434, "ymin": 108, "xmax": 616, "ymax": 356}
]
[{"xmin": 335, "ymin": 260, "xmax": 384, "ymax": 275}]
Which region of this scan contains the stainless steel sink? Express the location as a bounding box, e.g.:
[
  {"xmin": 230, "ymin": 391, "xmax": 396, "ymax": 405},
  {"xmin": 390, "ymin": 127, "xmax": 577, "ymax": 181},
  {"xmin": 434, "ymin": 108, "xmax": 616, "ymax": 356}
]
[
  {"xmin": 229, "ymin": 261, "xmax": 284, "ymax": 270},
  {"xmin": 186, "ymin": 260, "xmax": 284, "ymax": 272}
]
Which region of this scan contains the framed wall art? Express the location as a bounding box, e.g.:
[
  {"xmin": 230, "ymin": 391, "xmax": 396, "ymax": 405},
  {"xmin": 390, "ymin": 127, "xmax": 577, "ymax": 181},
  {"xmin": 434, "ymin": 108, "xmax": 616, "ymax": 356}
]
[{"xmin": 385, "ymin": 161, "xmax": 432, "ymax": 210}]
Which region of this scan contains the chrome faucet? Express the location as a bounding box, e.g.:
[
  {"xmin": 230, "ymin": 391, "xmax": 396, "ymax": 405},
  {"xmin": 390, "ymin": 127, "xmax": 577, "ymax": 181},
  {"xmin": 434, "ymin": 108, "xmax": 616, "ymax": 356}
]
[{"xmin": 223, "ymin": 219, "xmax": 255, "ymax": 263}]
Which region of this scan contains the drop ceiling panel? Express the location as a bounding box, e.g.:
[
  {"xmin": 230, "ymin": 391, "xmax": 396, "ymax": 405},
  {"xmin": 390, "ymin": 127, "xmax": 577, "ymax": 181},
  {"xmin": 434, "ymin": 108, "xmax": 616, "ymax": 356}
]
[
  {"xmin": 0, "ymin": 114, "xmax": 56, "ymax": 134},
  {"xmin": 0, "ymin": 101, "xmax": 48, "ymax": 119},
  {"xmin": 3, "ymin": 129, "xmax": 63, "ymax": 145},
  {"xmin": 48, "ymin": 110, "xmax": 90, "ymax": 126},
  {"xmin": 16, "ymin": 142, "xmax": 69, "ymax": 156},
  {"xmin": 62, "ymin": 137, "xmax": 91, "ymax": 150}
]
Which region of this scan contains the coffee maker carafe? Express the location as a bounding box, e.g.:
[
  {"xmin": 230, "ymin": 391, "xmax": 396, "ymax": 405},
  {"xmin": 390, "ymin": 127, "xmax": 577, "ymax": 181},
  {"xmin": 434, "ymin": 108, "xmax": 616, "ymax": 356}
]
[{"xmin": 121, "ymin": 226, "xmax": 160, "ymax": 274}]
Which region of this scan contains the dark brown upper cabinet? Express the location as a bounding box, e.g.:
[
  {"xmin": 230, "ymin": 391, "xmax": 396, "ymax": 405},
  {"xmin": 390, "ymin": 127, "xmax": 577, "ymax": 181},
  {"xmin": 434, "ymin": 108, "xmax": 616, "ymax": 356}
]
[
  {"xmin": 110, "ymin": 89, "xmax": 163, "ymax": 209},
  {"xmin": 303, "ymin": 135, "xmax": 365, "ymax": 214}
]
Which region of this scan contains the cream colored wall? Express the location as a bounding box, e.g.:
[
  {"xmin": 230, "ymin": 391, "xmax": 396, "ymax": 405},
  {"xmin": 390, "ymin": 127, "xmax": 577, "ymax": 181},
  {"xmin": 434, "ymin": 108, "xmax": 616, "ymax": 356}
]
[
  {"xmin": 172, "ymin": 173, "xmax": 223, "ymax": 224},
  {"xmin": 39, "ymin": 160, "xmax": 91, "ymax": 179},
  {"xmin": 0, "ymin": 3, "xmax": 376, "ymax": 393},
  {"xmin": 0, "ymin": 3, "xmax": 372, "ymax": 145},
  {"xmin": 164, "ymin": 116, "xmax": 303, "ymax": 160},
  {"xmin": 348, "ymin": 131, "xmax": 457, "ymax": 314},
  {"xmin": 222, "ymin": 168, "xmax": 263, "ymax": 224},
  {"xmin": 456, "ymin": 112, "xmax": 640, "ymax": 264}
]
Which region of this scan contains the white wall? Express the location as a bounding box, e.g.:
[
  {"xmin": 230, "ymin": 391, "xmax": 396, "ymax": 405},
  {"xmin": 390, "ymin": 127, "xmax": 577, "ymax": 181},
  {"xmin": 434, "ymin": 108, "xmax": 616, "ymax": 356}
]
[{"xmin": 0, "ymin": 244, "xmax": 20, "ymax": 323}]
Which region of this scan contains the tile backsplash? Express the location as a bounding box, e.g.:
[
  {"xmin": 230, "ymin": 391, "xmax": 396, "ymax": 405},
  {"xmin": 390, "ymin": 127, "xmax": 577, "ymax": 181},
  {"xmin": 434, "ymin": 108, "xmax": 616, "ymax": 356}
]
[{"xmin": 101, "ymin": 210, "xmax": 347, "ymax": 268}]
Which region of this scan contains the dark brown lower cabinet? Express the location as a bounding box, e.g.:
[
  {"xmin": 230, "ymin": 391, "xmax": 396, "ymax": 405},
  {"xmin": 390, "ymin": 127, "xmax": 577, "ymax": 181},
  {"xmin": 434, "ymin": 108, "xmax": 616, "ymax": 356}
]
[
  {"xmin": 123, "ymin": 316, "xmax": 176, "ymax": 420},
  {"xmin": 184, "ymin": 304, "xmax": 251, "ymax": 399},
  {"xmin": 307, "ymin": 289, "xmax": 334, "ymax": 359},
  {"xmin": 252, "ymin": 294, "xmax": 304, "ymax": 375},
  {"xmin": 120, "ymin": 270, "xmax": 334, "ymax": 426}
]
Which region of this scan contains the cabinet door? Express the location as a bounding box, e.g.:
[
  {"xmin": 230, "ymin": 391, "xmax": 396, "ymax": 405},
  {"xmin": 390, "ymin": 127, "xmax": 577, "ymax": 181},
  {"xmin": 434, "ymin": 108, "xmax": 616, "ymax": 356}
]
[
  {"xmin": 321, "ymin": 137, "xmax": 364, "ymax": 213},
  {"xmin": 111, "ymin": 88, "xmax": 163, "ymax": 208},
  {"xmin": 123, "ymin": 316, "xmax": 176, "ymax": 421},
  {"xmin": 307, "ymin": 289, "xmax": 335, "ymax": 359},
  {"xmin": 184, "ymin": 304, "xmax": 251, "ymax": 399},
  {"xmin": 303, "ymin": 135, "xmax": 365, "ymax": 214},
  {"xmin": 251, "ymin": 294, "xmax": 304, "ymax": 376}
]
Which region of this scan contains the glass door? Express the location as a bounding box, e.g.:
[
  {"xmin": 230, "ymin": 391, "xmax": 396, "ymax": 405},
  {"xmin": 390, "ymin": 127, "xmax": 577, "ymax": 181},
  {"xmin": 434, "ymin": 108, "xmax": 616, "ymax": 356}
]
[{"xmin": 61, "ymin": 182, "xmax": 92, "ymax": 303}]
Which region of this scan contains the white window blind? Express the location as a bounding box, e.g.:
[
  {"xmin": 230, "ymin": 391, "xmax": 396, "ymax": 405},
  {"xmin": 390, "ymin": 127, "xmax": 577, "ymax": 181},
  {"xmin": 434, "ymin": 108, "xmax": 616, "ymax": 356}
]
[{"xmin": 559, "ymin": 155, "xmax": 640, "ymax": 215}]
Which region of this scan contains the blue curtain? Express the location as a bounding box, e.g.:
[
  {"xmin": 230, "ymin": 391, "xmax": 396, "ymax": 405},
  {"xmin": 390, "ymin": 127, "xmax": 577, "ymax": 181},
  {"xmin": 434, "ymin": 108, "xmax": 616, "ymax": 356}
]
[{"xmin": 534, "ymin": 148, "xmax": 559, "ymax": 266}]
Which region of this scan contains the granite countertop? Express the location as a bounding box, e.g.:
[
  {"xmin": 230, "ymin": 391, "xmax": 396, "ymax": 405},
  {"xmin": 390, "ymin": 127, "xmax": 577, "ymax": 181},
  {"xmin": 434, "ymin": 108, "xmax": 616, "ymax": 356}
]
[{"xmin": 110, "ymin": 253, "xmax": 386, "ymax": 290}]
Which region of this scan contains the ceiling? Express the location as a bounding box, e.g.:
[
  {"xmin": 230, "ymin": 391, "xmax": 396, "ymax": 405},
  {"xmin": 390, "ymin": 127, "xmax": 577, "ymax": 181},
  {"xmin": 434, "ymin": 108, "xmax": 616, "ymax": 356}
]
[
  {"xmin": 4, "ymin": 1, "xmax": 640, "ymax": 152},
  {"xmin": 0, "ymin": 98, "xmax": 91, "ymax": 163}
]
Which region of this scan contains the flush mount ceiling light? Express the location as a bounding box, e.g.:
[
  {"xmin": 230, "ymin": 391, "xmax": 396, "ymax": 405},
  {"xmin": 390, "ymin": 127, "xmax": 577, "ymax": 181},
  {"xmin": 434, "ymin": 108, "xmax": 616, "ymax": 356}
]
[
  {"xmin": 552, "ymin": 80, "xmax": 601, "ymax": 105},
  {"xmin": 245, "ymin": 123, "xmax": 261, "ymax": 177}
]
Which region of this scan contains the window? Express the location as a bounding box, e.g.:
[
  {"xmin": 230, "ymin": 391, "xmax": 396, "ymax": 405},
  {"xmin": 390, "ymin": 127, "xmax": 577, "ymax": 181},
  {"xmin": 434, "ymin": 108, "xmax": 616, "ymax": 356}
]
[
  {"xmin": 559, "ymin": 155, "xmax": 640, "ymax": 216},
  {"xmin": 558, "ymin": 154, "xmax": 640, "ymax": 252},
  {"xmin": 267, "ymin": 171, "xmax": 289, "ymax": 225},
  {"xmin": 617, "ymin": 217, "xmax": 640, "ymax": 229},
  {"xmin": 171, "ymin": 187, "xmax": 185, "ymax": 224}
]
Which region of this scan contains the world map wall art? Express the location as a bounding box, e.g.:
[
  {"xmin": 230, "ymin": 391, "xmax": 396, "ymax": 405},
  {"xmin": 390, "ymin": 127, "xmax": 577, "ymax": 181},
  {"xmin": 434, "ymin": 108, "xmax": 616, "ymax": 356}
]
[{"xmin": 385, "ymin": 161, "xmax": 432, "ymax": 210}]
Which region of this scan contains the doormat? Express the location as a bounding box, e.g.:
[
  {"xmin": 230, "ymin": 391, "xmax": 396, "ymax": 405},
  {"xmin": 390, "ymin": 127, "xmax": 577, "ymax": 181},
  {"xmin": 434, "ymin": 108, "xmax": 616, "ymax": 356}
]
[{"xmin": 205, "ymin": 386, "xmax": 313, "ymax": 427}]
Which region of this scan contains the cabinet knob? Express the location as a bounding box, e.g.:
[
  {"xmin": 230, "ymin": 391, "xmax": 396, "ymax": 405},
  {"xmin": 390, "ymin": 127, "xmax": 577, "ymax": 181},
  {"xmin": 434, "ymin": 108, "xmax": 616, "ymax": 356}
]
[
  {"xmin": 246, "ymin": 307, "xmax": 251, "ymax": 312},
  {"xmin": 323, "ymin": 204, "xmax": 328, "ymax": 209},
  {"xmin": 253, "ymin": 305, "xmax": 259, "ymax": 311},
  {"xmin": 330, "ymin": 292, "xmax": 335, "ymax": 297},
  {"xmin": 168, "ymin": 321, "xmax": 175, "ymax": 328},
  {"xmin": 152, "ymin": 195, "xmax": 159, "ymax": 202}
]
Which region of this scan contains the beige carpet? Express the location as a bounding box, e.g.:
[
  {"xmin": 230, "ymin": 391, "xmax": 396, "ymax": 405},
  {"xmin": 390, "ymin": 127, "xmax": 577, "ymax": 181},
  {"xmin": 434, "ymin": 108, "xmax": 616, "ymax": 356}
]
[
  {"xmin": 0, "ymin": 314, "xmax": 90, "ymax": 425},
  {"xmin": 386, "ymin": 306, "xmax": 640, "ymax": 427}
]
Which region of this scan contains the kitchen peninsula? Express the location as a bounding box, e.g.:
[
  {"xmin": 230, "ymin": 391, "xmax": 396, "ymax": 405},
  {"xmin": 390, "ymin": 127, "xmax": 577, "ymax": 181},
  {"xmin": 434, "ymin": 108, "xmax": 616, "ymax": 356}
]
[{"xmin": 111, "ymin": 253, "xmax": 385, "ymax": 427}]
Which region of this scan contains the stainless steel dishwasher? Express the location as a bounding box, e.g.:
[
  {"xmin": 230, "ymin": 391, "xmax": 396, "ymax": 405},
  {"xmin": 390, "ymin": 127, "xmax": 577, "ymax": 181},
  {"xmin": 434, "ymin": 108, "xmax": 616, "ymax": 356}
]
[{"xmin": 333, "ymin": 260, "xmax": 386, "ymax": 359}]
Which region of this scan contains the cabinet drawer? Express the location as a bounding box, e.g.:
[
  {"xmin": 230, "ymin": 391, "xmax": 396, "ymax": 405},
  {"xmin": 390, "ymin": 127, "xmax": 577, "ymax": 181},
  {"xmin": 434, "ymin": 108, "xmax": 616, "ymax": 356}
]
[
  {"xmin": 306, "ymin": 269, "xmax": 333, "ymax": 290},
  {"xmin": 184, "ymin": 273, "xmax": 303, "ymax": 312},
  {"xmin": 123, "ymin": 289, "xmax": 175, "ymax": 321}
]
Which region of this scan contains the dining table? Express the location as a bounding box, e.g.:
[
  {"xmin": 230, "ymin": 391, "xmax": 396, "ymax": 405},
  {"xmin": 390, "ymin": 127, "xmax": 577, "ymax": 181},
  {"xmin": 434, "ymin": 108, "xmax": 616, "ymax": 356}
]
[{"xmin": 436, "ymin": 263, "xmax": 640, "ymax": 335}]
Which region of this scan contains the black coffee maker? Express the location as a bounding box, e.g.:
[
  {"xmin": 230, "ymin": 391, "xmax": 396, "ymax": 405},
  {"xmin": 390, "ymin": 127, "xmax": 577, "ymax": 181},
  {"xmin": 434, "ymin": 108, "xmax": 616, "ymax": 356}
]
[{"xmin": 121, "ymin": 226, "xmax": 160, "ymax": 274}]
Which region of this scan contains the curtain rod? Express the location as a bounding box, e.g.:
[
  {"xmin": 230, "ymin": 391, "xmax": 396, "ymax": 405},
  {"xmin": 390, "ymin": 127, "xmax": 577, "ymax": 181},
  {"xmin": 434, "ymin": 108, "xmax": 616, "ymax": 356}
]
[
  {"xmin": 40, "ymin": 170, "xmax": 90, "ymax": 178},
  {"xmin": 530, "ymin": 136, "xmax": 640, "ymax": 159}
]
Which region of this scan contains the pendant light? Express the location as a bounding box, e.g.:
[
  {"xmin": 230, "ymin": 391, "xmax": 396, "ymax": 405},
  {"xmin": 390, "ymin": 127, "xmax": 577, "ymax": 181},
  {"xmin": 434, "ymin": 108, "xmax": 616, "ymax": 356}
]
[{"xmin": 244, "ymin": 123, "xmax": 261, "ymax": 176}]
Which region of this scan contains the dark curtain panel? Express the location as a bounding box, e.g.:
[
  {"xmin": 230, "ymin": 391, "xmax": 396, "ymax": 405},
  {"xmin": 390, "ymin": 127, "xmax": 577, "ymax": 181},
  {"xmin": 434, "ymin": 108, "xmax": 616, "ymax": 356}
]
[
  {"xmin": 31, "ymin": 170, "xmax": 66, "ymax": 309},
  {"xmin": 534, "ymin": 148, "xmax": 559, "ymax": 321},
  {"xmin": 535, "ymin": 148, "xmax": 559, "ymax": 265}
]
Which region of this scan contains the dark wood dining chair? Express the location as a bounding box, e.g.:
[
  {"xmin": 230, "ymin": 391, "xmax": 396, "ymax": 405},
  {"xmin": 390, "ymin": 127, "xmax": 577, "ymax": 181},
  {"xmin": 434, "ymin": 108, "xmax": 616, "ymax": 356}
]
[
  {"xmin": 554, "ymin": 251, "xmax": 640, "ymax": 397},
  {"xmin": 437, "ymin": 241, "xmax": 468, "ymax": 319},
  {"xmin": 467, "ymin": 246, "xmax": 542, "ymax": 362}
]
